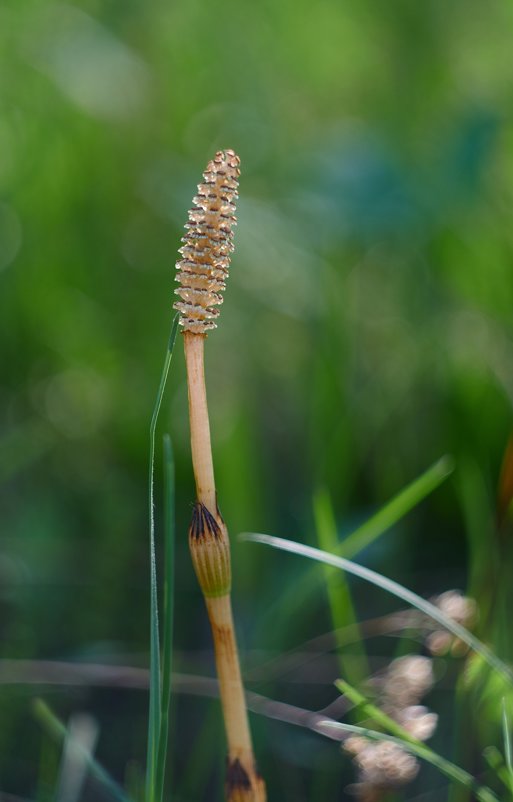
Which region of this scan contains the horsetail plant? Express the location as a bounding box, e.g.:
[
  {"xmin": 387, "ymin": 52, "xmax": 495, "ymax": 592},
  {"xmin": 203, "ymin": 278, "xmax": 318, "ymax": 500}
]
[{"xmin": 174, "ymin": 150, "xmax": 266, "ymax": 802}]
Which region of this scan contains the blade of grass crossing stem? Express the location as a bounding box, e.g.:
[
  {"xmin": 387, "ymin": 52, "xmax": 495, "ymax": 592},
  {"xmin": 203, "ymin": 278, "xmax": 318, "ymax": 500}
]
[
  {"xmin": 313, "ymin": 489, "xmax": 368, "ymax": 683},
  {"xmin": 147, "ymin": 315, "xmax": 179, "ymax": 802},
  {"xmin": 257, "ymin": 457, "xmax": 454, "ymax": 640},
  {"xmin": 326, "ymin": 683, "xmax": 499, "ymax": 802},
  {"xmin": 242, "ymin": 533, "xmax": 513, "ymax": 686},
  {"xmin": 33, "ymin": 700, "xmax": 129, "ymax": 802},
  {"xmin": 155, "ymin": 434, "xmax": 175, "ymax": 802}
]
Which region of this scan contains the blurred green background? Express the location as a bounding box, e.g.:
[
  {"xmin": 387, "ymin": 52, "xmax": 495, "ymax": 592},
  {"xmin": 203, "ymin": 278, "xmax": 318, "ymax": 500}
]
[{"xmin": 2, "ymin": 1, "xmax": 513, "ymax": 799}]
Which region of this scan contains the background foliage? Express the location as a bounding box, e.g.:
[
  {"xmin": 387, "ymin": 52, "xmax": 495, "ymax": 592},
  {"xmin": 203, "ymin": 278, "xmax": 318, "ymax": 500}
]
[{"xmin": 2, "ymin": 1, "xmax": 513, "ymax": 799}]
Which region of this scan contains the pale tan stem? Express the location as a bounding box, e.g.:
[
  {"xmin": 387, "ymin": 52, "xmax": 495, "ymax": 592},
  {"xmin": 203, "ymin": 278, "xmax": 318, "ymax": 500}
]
[
  {"xmin": 205, "ymin": 594, "xmax": 254, "ymax": 763},
  {"xmin": 184, "ymin": 331, "xmax": 216, "ymax": 513},
  {"xmin": 183, "ymin": 330, "xmax": 266, "ymax": 801},
  {"xmin": 177, "ymin": 149, "xmax": 265, "ymax": 799}
]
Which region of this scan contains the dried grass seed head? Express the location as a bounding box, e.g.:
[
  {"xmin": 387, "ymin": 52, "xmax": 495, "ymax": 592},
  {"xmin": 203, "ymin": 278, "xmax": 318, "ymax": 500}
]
[
  {"xmin": 382, "ymin": 655, "xmax": 434, "ymax": 706},
  {"xmin": 396, "ymin": 705, "xmax": 438, "ymax": 741},
  {"xmin": 174, "ymin": 149, "xmax": 240, "ymax": 334},
  {"xmin": 354, "ymin": 740, "xmax": 419, "ymax": 789},
  {"xmin": 434, "ymin": 590, "xmax": 477, "ymax": 626},
  {"xmin": 426, "ymin": 590, "xmax": 477, "ymax": 656}
]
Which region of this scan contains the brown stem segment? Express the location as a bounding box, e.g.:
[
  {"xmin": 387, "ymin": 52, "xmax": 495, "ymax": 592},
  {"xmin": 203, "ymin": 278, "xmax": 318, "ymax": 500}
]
[
  {"xmin": 206, "ymin": 595, "xmax": 266, "ymax": 801},
  {"xmin": 184, "ymin": 331, "xmax": 266, "ymax": 802},
  {"xmin": 208, "ymin": 594, "xmax": 251, "ymax": 756}
]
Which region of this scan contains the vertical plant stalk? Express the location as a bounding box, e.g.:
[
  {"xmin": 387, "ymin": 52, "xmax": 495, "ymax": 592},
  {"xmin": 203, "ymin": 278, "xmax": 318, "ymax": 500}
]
[
  {"xmin": 175, "ymin": 151, "xmax": 266, "ymax": 802},
  {"xmin": 183, "ymin": 333, "xmax": 216, "ymax": 512}
]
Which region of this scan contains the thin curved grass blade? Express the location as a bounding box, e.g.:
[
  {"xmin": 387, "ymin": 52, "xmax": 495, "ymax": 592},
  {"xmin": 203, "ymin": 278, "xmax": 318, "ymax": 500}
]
[
  {"xmin": 147, "ymin": 315, "xmax": 179, "ymax": 802},
  {"xmin": 155, "ymin": 434, "xmax": 175, "ymax": 802},
  {"xmin": 503, "ymin": 698, "xmax": 513, "ymax": 788},
  {"xmin": 241, "ymin": 532, "xmax": 513, "ymax": 686},
  {"xmin": 256, "ymin": 457, "xmax": 453, "ymax": 638}
]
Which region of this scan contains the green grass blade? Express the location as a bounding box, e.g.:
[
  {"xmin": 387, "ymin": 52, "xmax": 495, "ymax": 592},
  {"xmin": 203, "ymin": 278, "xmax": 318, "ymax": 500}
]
[
  {"xmin": 33, "ymin": 699, "xmax": 129, "ymax": 802},
  {"xmin": 242, "ymin": 532, "xmax": 513, "ymax": 686},
  {"xmin": 503, "ymin": 698, "xmax": 513, "ymax": 787},
  {"xmin": 155, "ymin": 434, "xmax": 175, "ymax": 802},
  {"xmin": 339, "ymin": 455, "xmax": 454, "ymax": 558},
  {"xmin": 484, "ymin": 746, "xmax": 513, "ymax": 796},
  {"xmin": 321, "ymin": 701, "xmax": 499, "ymax": 802},
  {"xmin": 255, "ymin": 457, "xmax": 454, "ymax": 640},
  {"xmin": 36, "ymin": 716, "xmax": 60, "ymax": 802},
  {"xmin": 335, "ymin": 677, "xmax": 411, "ymax": 739},
  {"xmin": 147, "ymin": 315, "xmax": 179, "ymax": 802},
  {"xmin": 313, "ymin": 489, "xmax": 368, "ymax": 683}
]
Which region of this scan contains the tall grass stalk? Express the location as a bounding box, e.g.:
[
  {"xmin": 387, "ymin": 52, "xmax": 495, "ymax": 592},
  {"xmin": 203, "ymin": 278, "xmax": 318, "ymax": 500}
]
[
  {"xmin": 503, "ymin": 698, "xmax": 513, "ymax": 787},
  {"xmin": 313, "ymin": 489, "xmax": 368, "ymax": 683},
  {"xmin": 147, "ymin": 316, "xmax": 178, "ymax": 802},
  {"xmin": 155, "ymin": 434, "xmax": 176, "ymax": 801}
]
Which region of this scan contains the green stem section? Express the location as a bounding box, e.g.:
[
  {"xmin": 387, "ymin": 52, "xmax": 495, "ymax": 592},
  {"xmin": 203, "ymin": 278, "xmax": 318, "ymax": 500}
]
[
  {"xmin": 155, "ymin": 434, "xmax": 176, "ymax": 802},
  {"xmin": 147, "ymin": 316, "xmax": 178, "ymax": 802},
  {"xmin": 184, "ymin": 331, "xmax": 266, "ymax": 801},
  {"xmin": 314, "ymin": 489, "xmax": 368, "ymax": 684}
]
